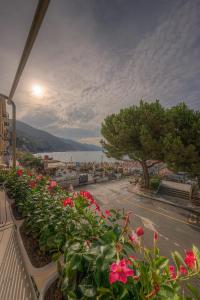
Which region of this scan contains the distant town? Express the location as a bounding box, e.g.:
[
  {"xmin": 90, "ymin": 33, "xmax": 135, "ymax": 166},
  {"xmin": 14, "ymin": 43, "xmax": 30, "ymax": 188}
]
[{"xmin": 42, "ymin": 154, "xmax": 191, "ymax": 189}]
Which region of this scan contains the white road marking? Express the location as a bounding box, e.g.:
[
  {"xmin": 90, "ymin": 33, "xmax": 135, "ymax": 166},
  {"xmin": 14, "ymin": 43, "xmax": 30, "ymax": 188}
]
[
  {"xmin": 157, "ymin": 206, "xmax": 171, "ymax": 213},
  {"xmin": 134, "ymin": 214, "xmax": 157, "ymax": 232},
  {"xmin": 174, "ymin": 242, "xmax": 181, "ymax": 247}
]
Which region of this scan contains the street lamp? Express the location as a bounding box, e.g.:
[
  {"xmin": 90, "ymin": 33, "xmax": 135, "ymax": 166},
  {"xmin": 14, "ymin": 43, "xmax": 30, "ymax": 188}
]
[{"xmin": 0, "ymin": 93, "xmax": 16, "ymax": 168}]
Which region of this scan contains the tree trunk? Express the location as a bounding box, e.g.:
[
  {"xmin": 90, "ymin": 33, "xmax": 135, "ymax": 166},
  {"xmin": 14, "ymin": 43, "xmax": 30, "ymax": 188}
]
[{"xmin": 141, "ymin": 160, "xmax": 150, "ymax": 189}]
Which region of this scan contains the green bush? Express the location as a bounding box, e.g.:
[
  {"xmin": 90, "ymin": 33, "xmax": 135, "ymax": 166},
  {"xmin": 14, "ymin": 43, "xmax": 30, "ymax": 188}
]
[
  {"xmin": 4, "ymin": 168, "xmax": 200, "ymax": 299},
  {"xmin": 150, "ymin": 176, "xmax": 161, "ymax": 190}
]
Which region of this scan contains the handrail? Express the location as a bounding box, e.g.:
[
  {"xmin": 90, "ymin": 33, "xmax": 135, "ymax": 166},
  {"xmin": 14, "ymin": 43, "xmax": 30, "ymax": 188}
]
[{"xmin": 8, "ymin": 0, "xmax": 51, "ymax": 101}]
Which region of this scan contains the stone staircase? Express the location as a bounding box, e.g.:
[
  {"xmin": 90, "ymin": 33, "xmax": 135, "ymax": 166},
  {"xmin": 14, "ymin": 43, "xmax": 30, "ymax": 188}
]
[
  {"xmin": 191, "ymin": 192, "xmax": 200, "ymax": 206},
  {"xmin": 157, "ymin": 180, "xmax": 191, "ymax": 200}
]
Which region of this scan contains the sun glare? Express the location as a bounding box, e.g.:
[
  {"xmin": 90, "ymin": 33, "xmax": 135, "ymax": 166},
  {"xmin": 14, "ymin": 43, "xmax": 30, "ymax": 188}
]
[{"xmin": 31, "ymin": 84, "xmax": 44, "ymax": 97}]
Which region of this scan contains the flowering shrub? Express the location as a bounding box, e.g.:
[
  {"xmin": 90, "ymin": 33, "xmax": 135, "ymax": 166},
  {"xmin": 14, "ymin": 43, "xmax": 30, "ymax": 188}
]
[{"xmin": 2, "ymin": 169, "xmax": 200, "ymax": 299}]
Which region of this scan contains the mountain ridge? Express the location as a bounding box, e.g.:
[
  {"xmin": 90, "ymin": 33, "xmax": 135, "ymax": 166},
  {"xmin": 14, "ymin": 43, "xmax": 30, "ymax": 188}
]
[{"xmin": 9, "ymin": 120, "xmax": 101, "ymax": 153}]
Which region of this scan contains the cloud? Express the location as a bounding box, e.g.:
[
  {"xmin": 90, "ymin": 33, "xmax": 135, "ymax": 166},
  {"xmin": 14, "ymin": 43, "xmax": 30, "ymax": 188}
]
[{"xmin": 1, "ymin": 0, "xmax": 200, "ymax": 144}]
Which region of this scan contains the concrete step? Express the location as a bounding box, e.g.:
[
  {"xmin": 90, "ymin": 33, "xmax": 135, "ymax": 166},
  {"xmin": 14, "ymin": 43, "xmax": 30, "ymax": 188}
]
[
  {"xmin": 192, "ymin": 194, "xmax": 200, "ymax": 206},
  {"xmin": 158, "ymin": 186, "xmax": 190, "ymax": 200}
]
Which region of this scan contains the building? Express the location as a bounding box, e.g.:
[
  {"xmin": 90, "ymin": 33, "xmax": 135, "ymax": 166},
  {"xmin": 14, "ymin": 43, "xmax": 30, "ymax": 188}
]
[{"xmin": 0, "ymin": 98, "xmax": 9, "ymax": 166}]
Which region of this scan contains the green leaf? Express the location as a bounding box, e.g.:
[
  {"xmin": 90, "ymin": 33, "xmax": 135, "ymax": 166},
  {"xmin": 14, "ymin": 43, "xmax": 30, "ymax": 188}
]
[
  {"xmin": 52, "ymin": 251, "xmax": 62, "ymax": 262},
  {"xmin": 70, "ymin": 242, "xmax": 81, "ymax": 251},
  {"xmin": 155, "ymin": 257, "xmax": 169, "ymax": 269},
  {"xmin": 67, "ymin": 291, "xmax": 77, "ymax": 300},
  {"xmin": 172, "ymin": 252, "xmax": 182, "ymax": 269},
  {"xmin": 193, "ymin": 245, "xmax": 200, "ymax": 269},
  {"xmin": 79, "ymin": 285, "xmax": 96, "ymax": 297},
  {"xmin": 97, "ymin": 287, "xmax": 112, "ymax": 295},
  {"xmin": 101, "ymin": 230, "xmax": 117, "ymax": 242}
]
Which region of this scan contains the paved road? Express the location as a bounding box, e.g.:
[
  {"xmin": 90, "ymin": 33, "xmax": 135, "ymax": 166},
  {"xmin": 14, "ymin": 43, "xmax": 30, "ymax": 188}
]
[{"xmin": 83, "ymin": 179, "xmax": 200, "ymax": 258}]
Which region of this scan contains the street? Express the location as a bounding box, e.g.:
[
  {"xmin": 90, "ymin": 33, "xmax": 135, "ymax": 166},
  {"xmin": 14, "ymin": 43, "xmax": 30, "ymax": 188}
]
[{"xmin": 84, "ymin": 179, "xmax": 200, "ymax": 259}]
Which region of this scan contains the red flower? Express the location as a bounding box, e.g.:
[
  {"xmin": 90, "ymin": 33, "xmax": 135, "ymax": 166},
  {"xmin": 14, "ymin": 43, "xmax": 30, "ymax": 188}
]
[
  {"xmin": 95, "ymin": 203, "xmax": 101, "ymax": 212},
  {"xmin": 63, "ymin": 197, "xmax": 74, "ymax": 207},
  {"xmin": 27, "ymin": 170, "xmax": 32, "ymax": 176},
  {"xmin": 17, "ymin": 169, "xmax": 23, "ymax": 177},
  {"xmin": 109, "ymin": 259, "xmax": 134, "ymax": 284},
  {"xmin": 184, "ymin": 250, "xmax": 196, "ymax": 269},
  {"xmin": 136, "ymin": 227, "xmax": 144, "ymax": 237},
  {"xmin": 80, "ymin": 190, "xmax": 101, "ymax": 211},
  {"xmin": 179, "ymin": 265, "xmax": 188, "ymax": 276},
  {"xmin": 169, "ymin": 265, "xmax": 176, "ymax": 279},
  {"xmin": 154, "ymin": 231, "xmax": 158, "ymax": 241},
  {"xmin": 29, "ymin": 180, "xmax": 36, "ymax": 189},
  {"xmin": 105, "ymin": 210, "xmax": 111, "ymax": 217},
  {"xmin": 80, "ymin": 190, "xmax": 93, "ymax": 200}
]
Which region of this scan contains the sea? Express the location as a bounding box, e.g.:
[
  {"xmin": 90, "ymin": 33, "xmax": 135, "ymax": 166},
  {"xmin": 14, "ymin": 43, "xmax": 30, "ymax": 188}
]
[{"xmin": 35, "ymin": 151, "xmax": 116, "ymax": 163}]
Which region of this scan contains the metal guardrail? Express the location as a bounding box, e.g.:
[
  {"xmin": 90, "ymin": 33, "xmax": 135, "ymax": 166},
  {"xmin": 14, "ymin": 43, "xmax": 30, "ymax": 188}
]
[
  {"xmin": 0, "ymin": 225, "xmax": 37, "ymax": 300},
  {"xmin": 0, "ymin": 189, "xmax": 37, "ymax": 299}
]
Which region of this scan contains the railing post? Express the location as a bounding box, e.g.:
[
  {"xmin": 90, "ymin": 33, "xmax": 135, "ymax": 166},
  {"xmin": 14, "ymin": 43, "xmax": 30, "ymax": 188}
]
[{"xmin": 10, "ymin": 100, "xmax": 16, "ymax": 168}]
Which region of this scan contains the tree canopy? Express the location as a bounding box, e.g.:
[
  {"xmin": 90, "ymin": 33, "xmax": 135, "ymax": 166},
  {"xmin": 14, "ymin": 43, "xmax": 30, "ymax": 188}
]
[
  {"xmin": 163, "ymin": 103, "xmax": 200, "ymax": 184},
  {"xmin": 101, "ymin": 101, "xmax": 200, "ymax": 188},
  {"xmin": 101, "ymin": 100, "xmax": 167, "ymax": 188}
]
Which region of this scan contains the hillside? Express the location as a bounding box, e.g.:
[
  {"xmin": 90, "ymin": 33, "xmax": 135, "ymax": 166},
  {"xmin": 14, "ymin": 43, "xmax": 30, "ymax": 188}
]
[{"xmin": 9, "ymin": 120, "xmax": 101, "ymax": 153}]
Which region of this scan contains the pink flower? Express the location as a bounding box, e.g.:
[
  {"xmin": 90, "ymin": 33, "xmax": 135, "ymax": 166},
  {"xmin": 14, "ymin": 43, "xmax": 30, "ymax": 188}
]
[
  {"xmin": 179, "ymin": 265, "xmax": 188, "ymax": 276},
  {"xmin": 129, "ymin": 232, "xmax": 139, "ymax": 244},
  {"xmin": 36, "ymin": 175, "xmax": 43, "ymax": 181},
  {"xmin": 184, "ymin": 250, "xmax": 196, "ymax": 270},
  {"xmin": 29, "ymin": 180, "xmax": 36, "ymax": 189},
  {"xmin": 169, "ymin": 265, "xmax": 176, "ymax": 279},
  {"xmin": 17, "ymin": 169, "xmax": 23, "ymax": 177},
  {"xmin": 48, "ymin": 180, "xmax": 57, "ymax": 190},
  {"xmin": 154, "ymin": 231, "xmax": 158, "ymax": 241},
  {"xmin": 63, "ymin": 197, "xmax": 74, "ymax": 207},
  {"xmin": 136, "ymin": 227, "xmax": 144, "ymax": 237},
  {"xmin": 109, "ymin": 259, "xmax": 134, "ymax": 284},
  {"xmin": 105, "ymin": 210, "xmax": 111, "ymax": 217}
]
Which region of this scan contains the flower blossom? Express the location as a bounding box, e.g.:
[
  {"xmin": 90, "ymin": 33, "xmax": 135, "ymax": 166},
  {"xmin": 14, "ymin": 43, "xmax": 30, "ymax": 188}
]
[
  {"xmin": 17, "ymin": 169, "xmax": 23, "ymax": 177},
  {"xmin": 80, "ymin": 190, "xmax": 100, "ymax": 211},
  {"xmin": 169, "ymin": 265, "xmax": 176, "ymax": 279},
  {"xmin": 29, "ymin": 180, "xmax": 36, "ymax": 189},
  {"xmin": 48, "ymin": 180, "xmax": 57, "ymax": 191},
  {"xmin": 179, "ymin": 265, "xmax": 188, "ymax": 276},
  {"xmin": 184, "ymin": 250, "xmax": 196, "ymax": 270},
  {"xmin": 109, "ymin": 259, "xmax": 134, "ymax": 284},
  {"xmin": 154, "ymin": 231, "xmax": 158, "ymax": 241},
  {"xmin": 129, "ymin": 232, "xmax": 139, "ymax": 244},
  {"xmin": 136, "ymin": 227, "xmax": 144, "ymax": 237},
  {"xmin": 105, "ymin": 210, "xmax": 111, "ymax": 217},
  {"xmin": 80, "ymin": 190, "xmax": 93, "ymax": 200},
  {"xmin": 63, "ymin": 197, "xmax": 74, "ymax": 207}
]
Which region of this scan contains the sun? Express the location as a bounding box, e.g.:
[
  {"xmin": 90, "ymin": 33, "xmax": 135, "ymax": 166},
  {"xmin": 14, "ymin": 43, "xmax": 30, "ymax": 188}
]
[{"xmin": 31, "ymin": 84, "xmax": 44, "ymax": 97}]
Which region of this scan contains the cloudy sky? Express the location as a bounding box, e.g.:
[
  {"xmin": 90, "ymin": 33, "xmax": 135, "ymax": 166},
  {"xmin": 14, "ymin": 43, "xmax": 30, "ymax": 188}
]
[{"xmin": 0, "ymin": 0, "xmax": 200, "ymax": 144}]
